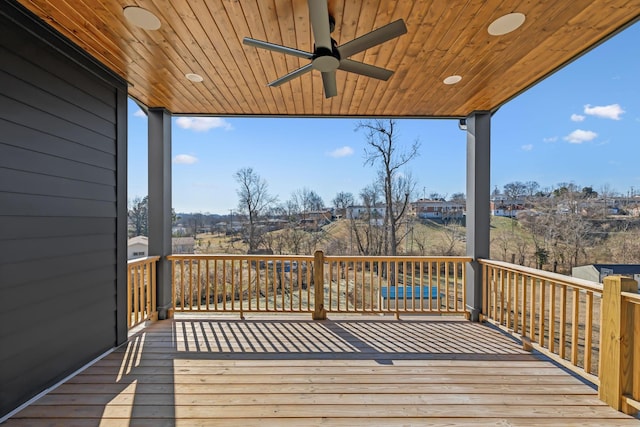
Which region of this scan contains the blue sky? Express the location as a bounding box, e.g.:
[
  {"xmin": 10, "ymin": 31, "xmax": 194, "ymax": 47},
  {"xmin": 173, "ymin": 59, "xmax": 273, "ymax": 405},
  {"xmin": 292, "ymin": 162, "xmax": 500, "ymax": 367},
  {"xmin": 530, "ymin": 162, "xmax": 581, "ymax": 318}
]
[{"xmin": 128, "ymin": 21, "xmax": 640, "ymax": 214}]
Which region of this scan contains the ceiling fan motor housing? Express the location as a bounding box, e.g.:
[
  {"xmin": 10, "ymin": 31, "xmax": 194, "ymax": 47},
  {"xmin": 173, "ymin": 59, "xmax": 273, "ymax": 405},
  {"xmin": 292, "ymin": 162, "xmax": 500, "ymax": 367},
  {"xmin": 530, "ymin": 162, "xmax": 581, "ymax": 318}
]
[{"xmin": 312, "ymin": 38, "xmax": 340, "ymax": 72}]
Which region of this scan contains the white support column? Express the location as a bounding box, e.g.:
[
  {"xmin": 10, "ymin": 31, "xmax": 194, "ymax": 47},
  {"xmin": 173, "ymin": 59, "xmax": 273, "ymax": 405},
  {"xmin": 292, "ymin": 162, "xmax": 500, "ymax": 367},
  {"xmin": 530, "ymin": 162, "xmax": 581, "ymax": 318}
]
[
  {"xmin": 465, "ymin": 112, "xmax": 491, "ymax": 321},
  {"xmin": 148, "ymin": 108, "xmax": 173, "ymax": 320}
]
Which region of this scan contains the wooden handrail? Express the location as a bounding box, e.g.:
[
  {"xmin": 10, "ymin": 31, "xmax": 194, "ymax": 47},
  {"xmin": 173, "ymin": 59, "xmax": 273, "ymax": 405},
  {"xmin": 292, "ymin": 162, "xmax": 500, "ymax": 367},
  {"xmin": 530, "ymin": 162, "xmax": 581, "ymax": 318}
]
[
  {"xmin": 478, "ymin": 259, "xmax": 602, "ymax": 384},
  {"xmin": 168, "ymin": 253, "xmax": 471, "ymax": 318},
  {"xmin": 479, "ymin": 258, "xmax": 603, "ymax": 293},
  {"xmin": 479, "ymin": 261, "xmax": 639, "ymax": 416},
  {"xmin": 126, "ymin": 256, "xmax": 161, "ymax": 329}
]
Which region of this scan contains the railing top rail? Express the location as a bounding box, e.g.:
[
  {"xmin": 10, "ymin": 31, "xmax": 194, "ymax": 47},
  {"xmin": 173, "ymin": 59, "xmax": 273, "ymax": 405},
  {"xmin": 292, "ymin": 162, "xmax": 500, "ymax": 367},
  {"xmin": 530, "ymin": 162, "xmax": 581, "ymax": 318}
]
[
  {"xmin": 622, "ymin": 291, "xmax": 640, "ymax": 305},
  {"xmin": 167, "ymin": 254, "xmax": 315, "ymax": 260},
  {"xmin": 167, "ymin": 253, "xmax": 472, "ymax": 262},
  {"xmin": 127, "ymin": 255, "xmax": 161, "ymax": 266},
  {"xmin": 323, "ymin": 255, "xmax": 472, "ymax": 262},
  {"xmin": 479, "ymin": 258, "xmax": 603, "ymax": 293}
]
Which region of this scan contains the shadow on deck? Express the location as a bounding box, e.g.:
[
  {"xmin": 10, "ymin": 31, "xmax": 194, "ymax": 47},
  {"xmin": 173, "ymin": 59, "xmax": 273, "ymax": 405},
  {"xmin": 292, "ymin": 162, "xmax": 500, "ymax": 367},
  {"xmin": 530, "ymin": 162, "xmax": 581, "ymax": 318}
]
[{"xmin": 4, "ymin": 315, "xmax": 639, "ymax": 426}]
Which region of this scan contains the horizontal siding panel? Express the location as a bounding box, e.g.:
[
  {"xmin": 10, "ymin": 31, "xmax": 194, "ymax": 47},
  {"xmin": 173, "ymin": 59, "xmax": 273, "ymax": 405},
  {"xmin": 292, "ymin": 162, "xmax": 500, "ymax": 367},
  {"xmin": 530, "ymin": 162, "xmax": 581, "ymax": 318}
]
[
  {"xmin": 0, "ymin": 192, "xmax": 116, "ymax": 217},
  {"xmin": 0, "ymin": 316, "xmax": 115, "ymax": 405},
  {"xmin": 0, "ymin": 45, "xmax": 115, "ymax": 123},
  {"xmin": 0, "ymin": 18, "xmax": 116, "ymax": 116},
  {"xmin": 0, "ymin": 68, "xmax": 115, "ymax": 138},
  {"xmin": 0, "ymin": 95, "xmax": 115, "ymax": 155},
  {"xmin": 1, "ymin": 266, "xmax": 115, "ymax": 307},
  {"xmin": 0, "ymin": 168, "xmax": 115, "ymax": 202},
  {"xmin": 0, "ymin": 279, "xmax": 116, "ymax": 351},
  {"xmin": 0, "ymin": 143, "xmax": 113, "ymax": 185},
  {"xmin": 0, "ymin": 216, "xmax": 114, "ymax": 240},
  {"xmin": 0, "ymin": 298, "xmax": 115, "ymax": 365},
  {"xmin": 0, "ymin": 233, "xmax": 115, "ymax": 264},
  {"xmin": 0, "ymin": 249, "xmax": 116, "ymax": 289},
  {"xmin": 0, "ymin": 119, "xmax": 114, "ymax": 169}
]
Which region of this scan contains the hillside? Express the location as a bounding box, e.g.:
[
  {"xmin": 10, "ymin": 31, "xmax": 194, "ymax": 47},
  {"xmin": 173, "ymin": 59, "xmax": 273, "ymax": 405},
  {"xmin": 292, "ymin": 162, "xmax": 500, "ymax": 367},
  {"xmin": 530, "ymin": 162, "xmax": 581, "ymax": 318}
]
[{"xmin": 193, "ymin": 215, "xmax": 640, "ymax": 275}]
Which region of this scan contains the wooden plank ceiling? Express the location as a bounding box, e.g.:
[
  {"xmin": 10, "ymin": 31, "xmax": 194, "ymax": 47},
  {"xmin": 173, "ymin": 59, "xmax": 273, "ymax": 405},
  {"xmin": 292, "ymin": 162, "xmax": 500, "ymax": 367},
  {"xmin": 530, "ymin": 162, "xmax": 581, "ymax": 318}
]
[{"xmin": 16, "ymin": 0, "xmax": 640, "ymax": 117}]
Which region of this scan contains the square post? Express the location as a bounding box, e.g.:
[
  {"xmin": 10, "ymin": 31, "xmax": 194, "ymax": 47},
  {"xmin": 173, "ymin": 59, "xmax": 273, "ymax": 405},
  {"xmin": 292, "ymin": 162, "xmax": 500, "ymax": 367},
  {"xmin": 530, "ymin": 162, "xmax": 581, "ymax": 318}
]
[
  {"xmin": 599, "ymin": 275, "xmax": 637, "ymax": 414},
  {"xmin": 465, "ymin": 112, "xmax": 491, "ymax": 322},
  {"xmin": 312, "ymin": 250, "xmax": 327, "ymax": 320},
  {"xmin": 148, "ymin": 108, "xmax": 173, "ymax": 320}
]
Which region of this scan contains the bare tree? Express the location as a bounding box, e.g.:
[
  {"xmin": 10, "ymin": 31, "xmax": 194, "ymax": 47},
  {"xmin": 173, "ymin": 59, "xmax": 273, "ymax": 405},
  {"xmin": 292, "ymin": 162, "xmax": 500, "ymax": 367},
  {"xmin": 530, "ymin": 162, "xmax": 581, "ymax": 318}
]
[
  {"xmin": 292, "ymin": 188, "xmax": 325, "ymax": 216},
  {"xmin": 450, "ymin": 192, "xmax": 466, "ymax": 203},
  {"xmin": 234, "ymin": 167, "xmax": 277, "ymax": 252},
  {"xmin": 332, "ymin": 191, "xmax": 354, "ymax": 218},
  {"xmin": 349, "ymin": 185, "xmax": 383, "ymax": 256},
  {"xmin": 357, "ymin": 119, "xmax": 420, "ymax": 256},
  {"xmin": 524, "ymin": 181, "xmax": 540, "ymax": 198},
  {"xmin": 128, "ymin": 195, "xmax": 148, "ymax": 237},
  {"xmin": 503, "ymin": 181, "xmax": 527, "ymax": 209},
  {"xmin": 436, "ymin": 221, "xmax": 465, "ymax": 256}
]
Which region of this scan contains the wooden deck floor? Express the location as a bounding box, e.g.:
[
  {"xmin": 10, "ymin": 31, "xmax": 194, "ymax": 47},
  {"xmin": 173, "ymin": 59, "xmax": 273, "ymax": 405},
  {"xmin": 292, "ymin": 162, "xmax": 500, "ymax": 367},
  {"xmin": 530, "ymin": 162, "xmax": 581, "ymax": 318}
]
[{"xmin": 4, "ymin": 314, "xmax": 639, "ymax": 426}]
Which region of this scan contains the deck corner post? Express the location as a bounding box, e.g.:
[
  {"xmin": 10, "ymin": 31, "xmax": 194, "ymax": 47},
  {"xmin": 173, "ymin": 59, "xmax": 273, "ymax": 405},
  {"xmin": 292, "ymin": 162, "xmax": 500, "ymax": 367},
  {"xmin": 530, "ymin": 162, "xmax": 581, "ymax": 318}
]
[
  {"xmin": 312, "ymin": 250, "xmax": 327, "ymax": 320},
  {"xmin": 148, "ymin": 107, "xmax": 173, "ymax": 320},
  {"xmin": 598, "ymin": 275, "xmax": 637, "ymax": 413},
  {"xmin": 464, "ymin": 111, "xmax": 491, "ymax": 322}
]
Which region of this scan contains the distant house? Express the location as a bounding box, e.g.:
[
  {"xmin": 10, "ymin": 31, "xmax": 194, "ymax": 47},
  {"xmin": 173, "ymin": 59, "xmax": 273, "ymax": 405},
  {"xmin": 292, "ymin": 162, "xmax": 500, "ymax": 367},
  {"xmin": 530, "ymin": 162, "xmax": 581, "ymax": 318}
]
[
  {"xmin": 411, "ymin": 199, "xmax": 465, "ymax": 221},
  {"xmin": 172, "ymin": 237, "xmax": 195, "ymax": 254},
  {"xmin": 572, "ymin": 264, "xmax": 640, "ymax": 288},
  {"xmin": 127, "ymin": 235, "xmax": 148, "ymax": 259},
  {"xmin": 300, "ymin": 209, "xmax": 333, "ymax": 229},
  {"xmin": 490, "ymin": 194, "xmax": 525, "ymax": 218},
  {"xmin": 346, "ymin": 205, "xmax": 386, "ymax": 226}
]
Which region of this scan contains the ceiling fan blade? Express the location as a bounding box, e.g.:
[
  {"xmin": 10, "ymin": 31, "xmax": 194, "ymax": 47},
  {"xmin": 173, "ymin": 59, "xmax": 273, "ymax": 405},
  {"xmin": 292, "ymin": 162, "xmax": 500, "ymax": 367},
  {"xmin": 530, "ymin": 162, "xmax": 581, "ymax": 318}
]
[
  {"xmin": 337, "ymin": 19, "xmax": 407, "ymax": 59},
  {"xmin": 338, "ymin": 59, "xmax": 394, "ymax": 81},
  {"xmin": 243, "ymin": 37, "xmax": 314, "ymax": 59},
  {"xmin": 322, "ymin": 71, "xmax": 337, "ymax": 98},
  {"xmin": 268, "ymin": 63, "xmax": 314, "ymax": 87},
  {"xmin": 308, "ymin": 0, "xmax": 332, "ymax": 50}
]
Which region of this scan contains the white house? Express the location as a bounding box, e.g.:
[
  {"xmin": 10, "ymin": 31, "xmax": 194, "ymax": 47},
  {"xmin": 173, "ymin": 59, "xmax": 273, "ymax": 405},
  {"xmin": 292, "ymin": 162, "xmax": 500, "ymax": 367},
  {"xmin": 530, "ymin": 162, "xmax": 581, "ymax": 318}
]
[
  {"xmin": 127, "ymin": 235, "xmax": 148, "ymax": 259},
  {"xmin": 346, "ymin": 205, "xmax": 386, "ymax": 226}
]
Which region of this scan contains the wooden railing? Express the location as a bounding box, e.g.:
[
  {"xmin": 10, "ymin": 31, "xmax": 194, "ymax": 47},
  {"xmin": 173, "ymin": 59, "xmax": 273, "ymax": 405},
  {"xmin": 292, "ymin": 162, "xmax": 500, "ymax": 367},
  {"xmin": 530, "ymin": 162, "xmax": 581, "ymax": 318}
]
[
  {"xmin": 321, "ymin": 253, "xmax": 470, "ymax": 318},
  {"xmin": 167, "ymin": 254, "xmax": 315, "ymax": 316},
  {"xmin": 167, "ymin": 253, "xmax": 470, "ymax": 318},
  {"xmin": 599, "ymin": 277, "xmax": 640, "ymax": 415},
  {"xmin": 127, "ymin": 256, "xmax": 160, "ymax": 329},
  {"xmin": 479, "ymin": 260, "xmax": 639, "ymax": 416}
]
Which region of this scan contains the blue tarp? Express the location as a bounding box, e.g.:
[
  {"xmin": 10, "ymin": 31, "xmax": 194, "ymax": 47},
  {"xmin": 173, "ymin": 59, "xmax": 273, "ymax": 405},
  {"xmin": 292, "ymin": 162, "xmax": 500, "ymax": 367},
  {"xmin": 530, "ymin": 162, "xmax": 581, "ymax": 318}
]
[{"xmin": 381, "ymin": 286, "xmax": 440, "ymax": 300}]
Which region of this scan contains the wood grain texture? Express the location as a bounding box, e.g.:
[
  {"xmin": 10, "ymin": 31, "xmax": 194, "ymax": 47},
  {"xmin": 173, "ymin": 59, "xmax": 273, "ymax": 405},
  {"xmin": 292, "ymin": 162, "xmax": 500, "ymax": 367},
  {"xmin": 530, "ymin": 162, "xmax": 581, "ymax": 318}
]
[
  {"xmin": 13, "ymin": 0, "xmax": 640, "ymax": 117},
  {"xmin": 4, "ymin": 315, "xmax": 639, "ymax": 426}
]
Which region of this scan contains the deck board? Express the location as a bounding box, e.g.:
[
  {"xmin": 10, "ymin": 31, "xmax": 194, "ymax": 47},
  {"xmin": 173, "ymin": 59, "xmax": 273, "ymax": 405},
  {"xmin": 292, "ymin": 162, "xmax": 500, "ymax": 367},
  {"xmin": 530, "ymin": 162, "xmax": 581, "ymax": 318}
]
[{"xmin": 5, "ymin": 314, "xmax": 639, "ymax": 426}]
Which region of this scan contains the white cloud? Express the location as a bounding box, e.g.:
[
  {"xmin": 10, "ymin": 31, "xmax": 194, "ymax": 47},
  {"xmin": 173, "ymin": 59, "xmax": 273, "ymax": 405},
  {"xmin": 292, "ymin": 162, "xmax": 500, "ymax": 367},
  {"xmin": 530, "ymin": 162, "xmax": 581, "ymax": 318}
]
[
  {"xmin": 583, "ymin": 104, "xmax": 625, "ymax": 120},
  {"xmin": 521, "ymin": 144, "xmax": 533, "ymax": 151},
  {"xmin": 133, "ymin": 109, "xmax": 146, "ymax": 118},
  {"xmin": 173, "ymin": 154, "xmax": 198, "ymax": 164},
  {"xmin": 175, "ymin": 117, "xmax": 233, "ymax": 132},
  {"xmin": 571, "ymin": 114, "xmax": 585, "ymax": 122},
  {"xmin": 328, "ymin": 146, "xmax": 354, "ymax": 158},
  {"xmin": 564, "ymin": 129, "xmax": 597, "ymax": 144},
  {"xmin": 543, "ymin": 136, "xmax": 558, "ymax": 143}
]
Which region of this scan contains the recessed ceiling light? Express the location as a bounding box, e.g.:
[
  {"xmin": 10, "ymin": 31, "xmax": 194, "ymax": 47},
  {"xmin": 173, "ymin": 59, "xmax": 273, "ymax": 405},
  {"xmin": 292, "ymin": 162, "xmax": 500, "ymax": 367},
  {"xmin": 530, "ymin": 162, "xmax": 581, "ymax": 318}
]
[
  {"xmin": 186, "ymin": 73, "xmax": 204, "ymax": 82},
  {"xmin": 443, "ymin": 75, "xmax": 462, "ymax": 85},
  {"xmin": 123, "ymin": 6, "xmax": 161, "ymax": 30},
  {"xmin": 488, "ymin": 12, "xmax": 525, "ymax": 36}
]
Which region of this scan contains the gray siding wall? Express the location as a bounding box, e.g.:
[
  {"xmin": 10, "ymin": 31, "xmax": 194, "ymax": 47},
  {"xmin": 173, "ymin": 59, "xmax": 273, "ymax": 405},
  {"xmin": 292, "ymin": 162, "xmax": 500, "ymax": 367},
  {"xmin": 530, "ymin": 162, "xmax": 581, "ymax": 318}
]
[{"xmin": 0, "ymin": 2, "xmax": 127, "ymax": 417}]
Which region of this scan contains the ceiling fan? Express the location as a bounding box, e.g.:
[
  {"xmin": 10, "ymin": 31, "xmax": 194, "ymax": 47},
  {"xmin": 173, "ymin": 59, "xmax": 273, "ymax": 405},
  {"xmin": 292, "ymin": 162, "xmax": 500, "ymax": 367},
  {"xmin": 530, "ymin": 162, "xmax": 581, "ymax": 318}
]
[{"xmin": 243, "ymin": 0, "xmax": 407, "ymax": 98}]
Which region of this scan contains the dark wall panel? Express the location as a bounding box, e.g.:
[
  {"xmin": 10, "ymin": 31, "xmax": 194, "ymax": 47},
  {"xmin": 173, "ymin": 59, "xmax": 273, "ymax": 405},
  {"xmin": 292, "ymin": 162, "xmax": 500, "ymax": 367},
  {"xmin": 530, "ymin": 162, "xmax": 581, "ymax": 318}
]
[{"xmin": 0, "ymin": 2, "xmax": 127, "ymax": 418}]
